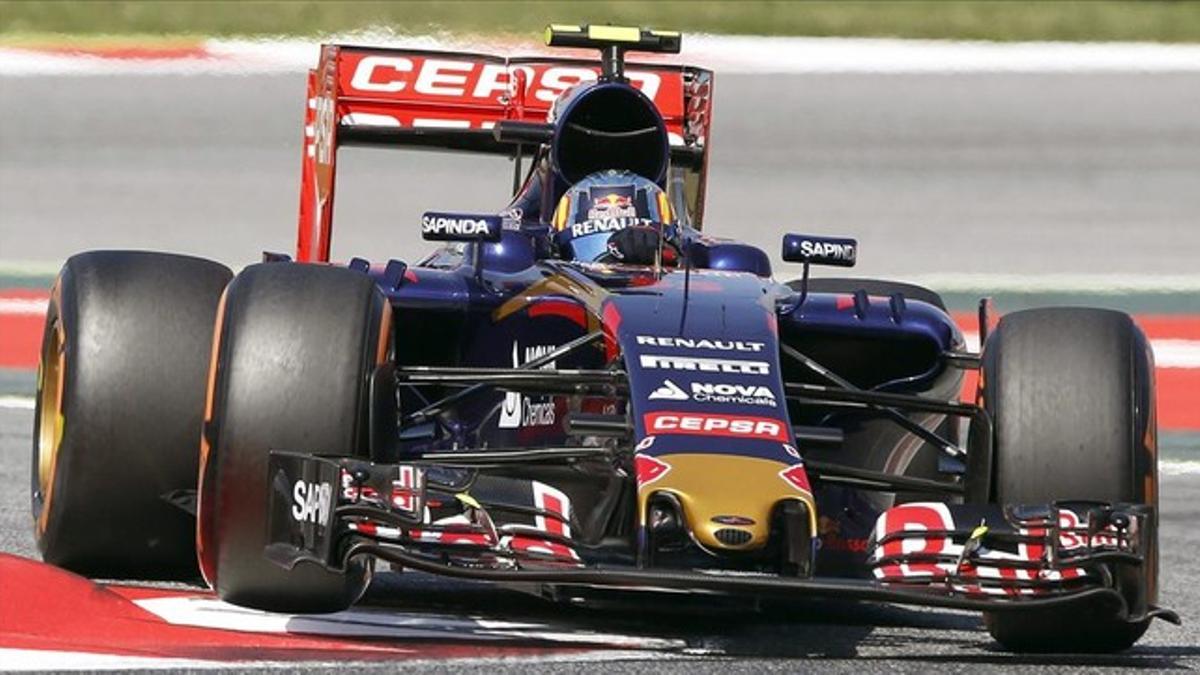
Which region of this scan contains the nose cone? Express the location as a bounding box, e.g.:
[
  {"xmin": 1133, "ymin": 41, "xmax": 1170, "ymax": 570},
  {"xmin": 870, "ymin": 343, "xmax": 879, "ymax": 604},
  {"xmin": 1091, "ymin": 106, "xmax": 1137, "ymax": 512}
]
[{"xmin": 637, "ymin": 453, "xmax": 815, "ymax": 551}]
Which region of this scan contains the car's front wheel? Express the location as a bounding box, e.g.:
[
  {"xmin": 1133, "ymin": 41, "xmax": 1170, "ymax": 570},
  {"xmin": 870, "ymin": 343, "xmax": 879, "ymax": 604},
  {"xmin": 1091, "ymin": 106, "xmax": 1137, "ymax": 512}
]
[
  {"xmin": 197, "ymin": 262, "xmax": 392, "ymax": 613},
  {"xmin": 977, "ymin": 307, "xmax": 1158, "ymax": 652}
]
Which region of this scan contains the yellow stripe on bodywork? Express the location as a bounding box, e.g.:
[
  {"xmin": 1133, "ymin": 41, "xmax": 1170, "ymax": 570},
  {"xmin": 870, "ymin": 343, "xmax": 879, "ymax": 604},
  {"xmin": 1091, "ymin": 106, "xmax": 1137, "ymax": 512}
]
[
  {"xmin": 493, "ymin": 269, "xmax": 610, "ymax": 325},
  {"xmin": 552, "ymin": 193, "xmax": 570, "ymax": 231},
  {"xmin": 656, "ymin": 191, "xmax": 674, "ymax": 224}
]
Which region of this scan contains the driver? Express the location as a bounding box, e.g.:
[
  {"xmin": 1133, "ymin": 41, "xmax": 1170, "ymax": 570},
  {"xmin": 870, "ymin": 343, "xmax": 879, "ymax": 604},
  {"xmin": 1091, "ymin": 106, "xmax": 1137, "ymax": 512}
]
[{"xmin": 550, "ymin": 170, "xmax": 680, "ymax": 265}]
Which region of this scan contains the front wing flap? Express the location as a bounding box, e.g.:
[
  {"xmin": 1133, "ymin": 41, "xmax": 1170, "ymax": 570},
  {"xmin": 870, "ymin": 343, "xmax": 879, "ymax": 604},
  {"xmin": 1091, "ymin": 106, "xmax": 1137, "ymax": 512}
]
[
  {"xmin": 867, "ymin": 501, "xmax": 1150, "ymax": 597},
  {"xmin": 265, "ymin": 451, "xmax": 1172, "ymax": 624}
]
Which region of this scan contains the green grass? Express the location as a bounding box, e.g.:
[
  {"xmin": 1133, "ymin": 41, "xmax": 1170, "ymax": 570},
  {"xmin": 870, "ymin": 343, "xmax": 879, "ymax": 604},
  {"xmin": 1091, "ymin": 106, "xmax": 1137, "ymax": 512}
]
[{"xmin": 2, "ymin": 1, "xmax": 1199, "ymax": 43}]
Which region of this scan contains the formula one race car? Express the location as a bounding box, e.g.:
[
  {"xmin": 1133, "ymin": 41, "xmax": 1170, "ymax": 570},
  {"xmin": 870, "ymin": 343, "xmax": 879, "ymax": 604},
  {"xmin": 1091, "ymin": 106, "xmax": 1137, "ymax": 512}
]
[{"xmin": 32, "ymin": 25, "xmax": 1176, "ymax": 652}]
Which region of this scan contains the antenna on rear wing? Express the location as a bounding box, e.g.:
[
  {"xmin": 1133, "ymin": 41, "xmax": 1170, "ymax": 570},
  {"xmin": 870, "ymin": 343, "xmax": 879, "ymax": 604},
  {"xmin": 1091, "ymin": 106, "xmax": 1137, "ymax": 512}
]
[{"xmin": 544, "ymin": 24, "xmax": 681, "ymax": 81}]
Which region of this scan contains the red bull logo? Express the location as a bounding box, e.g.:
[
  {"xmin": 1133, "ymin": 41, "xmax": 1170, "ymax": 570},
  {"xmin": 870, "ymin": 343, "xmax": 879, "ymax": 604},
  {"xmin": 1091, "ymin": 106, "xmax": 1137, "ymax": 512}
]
[{"xmin": 587, "ymin": 192, "xmax": 637, "ymax": 220}]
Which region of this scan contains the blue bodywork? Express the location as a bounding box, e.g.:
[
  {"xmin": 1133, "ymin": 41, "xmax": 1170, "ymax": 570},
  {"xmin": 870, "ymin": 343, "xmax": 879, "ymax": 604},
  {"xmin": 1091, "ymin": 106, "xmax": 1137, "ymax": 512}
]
[
  {"xmin": 344, "ymin": 228, "xmax": 963, "ymax": 574},
  {"xmin": 329, "ymin": 74, "xmax": 965, "ymax": 576}
]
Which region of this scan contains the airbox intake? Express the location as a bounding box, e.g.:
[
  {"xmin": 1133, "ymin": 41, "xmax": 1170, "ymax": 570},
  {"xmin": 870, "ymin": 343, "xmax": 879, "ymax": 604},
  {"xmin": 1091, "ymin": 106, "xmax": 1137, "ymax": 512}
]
[{"xmin": 551, "ymin": 82, "xmax": 669, "ymax": 185}]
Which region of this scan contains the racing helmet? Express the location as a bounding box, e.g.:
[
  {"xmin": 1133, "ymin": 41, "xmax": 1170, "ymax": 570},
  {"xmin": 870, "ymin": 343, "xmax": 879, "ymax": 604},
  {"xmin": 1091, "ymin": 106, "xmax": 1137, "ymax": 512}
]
[{"xmin": 551, "ymin": 170, "xmax": 675, "ymax": 262}]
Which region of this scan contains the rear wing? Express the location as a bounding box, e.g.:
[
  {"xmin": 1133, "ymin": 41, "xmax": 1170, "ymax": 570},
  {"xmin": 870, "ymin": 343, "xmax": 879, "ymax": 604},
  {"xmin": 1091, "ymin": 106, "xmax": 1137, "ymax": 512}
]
[{"xmin": 296, "ymin": 44, "xmax": 714, "ymax": 262}]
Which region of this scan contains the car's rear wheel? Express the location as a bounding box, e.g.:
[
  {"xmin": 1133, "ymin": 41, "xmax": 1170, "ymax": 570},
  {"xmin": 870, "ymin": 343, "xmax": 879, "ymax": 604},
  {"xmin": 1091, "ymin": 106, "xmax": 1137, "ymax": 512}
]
[
  {"xmin": 197, "ymin": 263, "xmax": 391, "ymax": 613},
  {"xmin": 977, "ymin": 307, "xmax": 1157, "ymax": 652},
  {"xmin": 32, "ymin": 251, "xmax": 231, "ymax": 578}
]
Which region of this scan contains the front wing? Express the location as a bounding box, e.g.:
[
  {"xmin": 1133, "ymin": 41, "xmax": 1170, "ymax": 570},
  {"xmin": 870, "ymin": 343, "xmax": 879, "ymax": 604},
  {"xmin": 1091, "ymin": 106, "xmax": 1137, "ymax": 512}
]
[{"xmin": 265, "ymin": 451, "xmax": 1175, "ymax": 624}]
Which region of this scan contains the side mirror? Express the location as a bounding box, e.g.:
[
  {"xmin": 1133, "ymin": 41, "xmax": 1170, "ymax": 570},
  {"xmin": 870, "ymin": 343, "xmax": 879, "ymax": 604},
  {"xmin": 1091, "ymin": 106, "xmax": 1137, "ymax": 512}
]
[
  {"xmin": 782, "ymin": 234, "xmax": 857, "ymax": 267},
  {"xmin": 421, "ymin": 212, "xmax": 502, "ymax": 242}
]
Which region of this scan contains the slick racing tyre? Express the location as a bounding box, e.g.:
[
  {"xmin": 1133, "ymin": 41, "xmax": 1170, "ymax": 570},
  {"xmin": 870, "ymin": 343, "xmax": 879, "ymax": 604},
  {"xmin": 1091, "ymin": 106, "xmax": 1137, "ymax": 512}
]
[
  {"xmin": 32, "ymin": 251, "xmax": 232, "ymax": 578},
  {"xmin": 977, "ymin": 308, "xmax": 1158, "ymax": 652},
  {"xmin": 787, "ymin": 277, "xmax": 947, "ymax": 311},
  {"xmin": 198, "ymin": 263, "xmax": 391, "ymax": 613}
]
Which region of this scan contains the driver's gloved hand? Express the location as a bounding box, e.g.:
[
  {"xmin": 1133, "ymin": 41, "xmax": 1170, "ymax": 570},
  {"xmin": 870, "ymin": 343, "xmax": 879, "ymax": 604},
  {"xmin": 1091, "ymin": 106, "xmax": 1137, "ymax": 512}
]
[{"xmin": 606, "ymin": 226, "xmax": 679, "ymax": 265}]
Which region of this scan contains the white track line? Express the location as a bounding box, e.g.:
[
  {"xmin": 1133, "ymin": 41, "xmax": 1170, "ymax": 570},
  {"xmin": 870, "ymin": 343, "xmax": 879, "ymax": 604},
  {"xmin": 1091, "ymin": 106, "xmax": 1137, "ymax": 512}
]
[
  {"xmin": 1161, "ymin": 461, "xmax": 1200, "ymax": 476},
  {"xmin": 0, "ymin": 298, "xmax": 48, "ymax": 315},
  {"xmin": 0, "ymin": 50, "xmax": 241, "ymax": 77},
  {"xmin": 960, "ymin": 333, "xmax": 1200, "ymax": 369},
  {"xmin": 685, "ymin": 35, "xmax": 1200, "ymax": 74},
  {"xmin": 0, "ymin": 648, "xmax": 232, "ymax": 672},
  {"xmin": 0, "ymin": 397, "xmax": 35, "ymax": 410},
  {"xmin": 3, "ymin": 35, "xmax": 1200, "ymax": 77},
  {"xmin": 0, "ymin": 260, "xmax": 60, "ymax": 277},
  {"xmin": 1151, "ymin": 340, "xmax": 1200, "ymax": 369},
  {"xmin": 135, "ymin": 595, "xmax": 685, "ymax": 650},
  {"xmin": 0, "ymin": 646, "xmax": 684, "ymax": 672},
  {"xmin": 909, "ymin": 274, "xmax": 1200, "ymax": 294}
]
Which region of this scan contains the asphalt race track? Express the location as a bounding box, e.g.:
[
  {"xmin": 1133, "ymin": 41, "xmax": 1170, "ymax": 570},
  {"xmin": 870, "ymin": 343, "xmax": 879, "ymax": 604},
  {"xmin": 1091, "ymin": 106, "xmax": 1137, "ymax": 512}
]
[{"xmin": 2, "ymin": 65, "xmax": 1200, "ymax": 670}]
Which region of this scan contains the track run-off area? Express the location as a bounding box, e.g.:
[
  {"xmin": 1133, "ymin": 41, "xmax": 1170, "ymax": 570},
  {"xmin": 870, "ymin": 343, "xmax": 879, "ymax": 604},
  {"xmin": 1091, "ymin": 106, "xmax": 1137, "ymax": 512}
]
[{"xmin": 1, "ymin": 35, "xmax": 1199, "ymax": 671}]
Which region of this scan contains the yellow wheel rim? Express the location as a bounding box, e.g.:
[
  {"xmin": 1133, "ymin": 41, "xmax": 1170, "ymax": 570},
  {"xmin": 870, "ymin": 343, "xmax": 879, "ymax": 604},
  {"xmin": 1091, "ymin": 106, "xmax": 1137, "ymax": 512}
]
[{"xmin": 36, "ymin": 316, "xmax": 64, "ymax": 520}]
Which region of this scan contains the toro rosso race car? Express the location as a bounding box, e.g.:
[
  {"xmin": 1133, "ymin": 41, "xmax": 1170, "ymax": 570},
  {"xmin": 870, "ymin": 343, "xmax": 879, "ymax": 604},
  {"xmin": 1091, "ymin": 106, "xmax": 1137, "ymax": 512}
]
[{"xmin": 32, "ymin": 25, "xmax": 1177, "ymax": 652}]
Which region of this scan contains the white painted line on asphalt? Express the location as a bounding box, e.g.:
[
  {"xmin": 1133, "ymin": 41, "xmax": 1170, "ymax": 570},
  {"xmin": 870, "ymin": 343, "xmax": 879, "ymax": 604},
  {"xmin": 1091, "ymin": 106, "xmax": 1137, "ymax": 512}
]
[
  {"xmin": 3, "ymin": 35, "xmax": 1200, "ymax": 76},
  {"xmin": 909, "ymin": 273, "xmax": 1200, "ymax": 294},
  {"xmin": 962, "ymin": 333, "xmax": 1200, "ymax": 369},
  {"xmin": 0, "ymin": 260, "xmax": 60, "ymax": 277},
  {"xmin": 0, "ymin": 646, "xmax": 684, "ymax": 671},
  {"xmin": 135, "ymin": 595, "xmax": 686, "ymax": 650},
  {"xmin": 1161, "ymin": 461, "xmax": 1200, "ymax": 476},
  {"xmin": 962, "ymin": 332, "xmax": 981, "ymax": 352},
  {"xmin": 1152, "ymin": 340, "xmax": 1200, "ymax": 369},
  {"xmin": 0, "ymin": 50, "xmax": 239, "ymax": 77},
  {"xmin": 0, "ymin": 298, "xmax": 48, "ymax": 315},
  {"xmin": 686, "ymin": 35, "xmax": 1200, "ymax": 74},
  {"xmin": 0, "ymin": 648, "xmax": 230, "ymax": 671},
  {"xmin": 0, "ymin": 397, "xmax": 35, "ymax": 410},
  {"xmin": 135, "ymin": 595, "xmax": 467, "ymax": 641}
]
